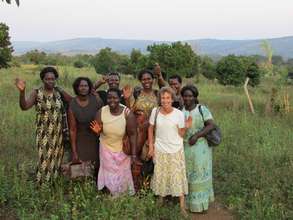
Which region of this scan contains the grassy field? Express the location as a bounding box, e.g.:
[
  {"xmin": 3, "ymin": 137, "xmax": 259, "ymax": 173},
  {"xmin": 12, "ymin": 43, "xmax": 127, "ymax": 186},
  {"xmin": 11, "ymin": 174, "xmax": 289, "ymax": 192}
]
[{"xmin": 0, "ymin": 65, "xmax": 293, "ymax": 219}]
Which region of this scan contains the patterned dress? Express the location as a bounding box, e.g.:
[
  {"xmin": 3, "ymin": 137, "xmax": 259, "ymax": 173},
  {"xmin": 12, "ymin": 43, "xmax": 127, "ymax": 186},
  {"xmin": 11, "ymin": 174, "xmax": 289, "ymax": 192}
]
[
  {"xmin": 132, "ymin": 90, "xmax": 158, "ymax": 118},
  {"xmin": 182, "ymin": 105, "xmax": 215, "ymax": 212},
  {"xmin": 35, "ymin": 87, "xmax": 64, "ymax": 184}
]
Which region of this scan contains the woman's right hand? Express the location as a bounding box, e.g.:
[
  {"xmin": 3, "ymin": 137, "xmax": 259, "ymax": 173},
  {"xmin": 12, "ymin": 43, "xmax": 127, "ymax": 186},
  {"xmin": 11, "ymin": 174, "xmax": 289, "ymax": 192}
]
[
  {"xmin": 90, "ymin": 120, "xmax": 102, "ymax": 134},
  {"xmin": 71, "ymin": 151, "xmax": 80, "ymax": 164},
  {"xmin": 15, "ymin": 78, "xmax": 26, "ymax": 92},
  {"xmin": 147, "ymin": 144, "xmax": 154, "ymax": 158},
  {"xmin": 188, "ymin": 134, "xmax": 199, "ymax": 146}
]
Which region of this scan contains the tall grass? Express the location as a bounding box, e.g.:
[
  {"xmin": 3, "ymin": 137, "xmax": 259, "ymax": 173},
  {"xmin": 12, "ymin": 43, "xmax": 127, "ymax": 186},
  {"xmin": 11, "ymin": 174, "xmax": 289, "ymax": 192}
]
[{"xmin": 0, "ymin": 66, "xmax": 293, "ymax": 219}]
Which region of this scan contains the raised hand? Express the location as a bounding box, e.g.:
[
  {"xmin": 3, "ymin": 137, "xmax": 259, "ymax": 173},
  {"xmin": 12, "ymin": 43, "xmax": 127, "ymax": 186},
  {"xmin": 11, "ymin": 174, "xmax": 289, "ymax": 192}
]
[
  {"xmin": 90, "ymin": 120, "xmax": 102, "ymax": 134},
  {"xmin": 15, "ymin": 78, "xmax": 26, "ymax": 92},
  {"xmin": 153, "ymin": 63, "xmax": 162, "ymax": 78},
  {"xmin": 122, "ymin": 84, "xmax": 133, "ymax": 100},
  {"xmin": 185, "ymin": 116, "xmax": 193, "ymax": 129},
  {"xmin": 94, "ymin": 75, "xmax": 108, "ymax": 89},
  {"xmin": 101, "ymin": 75, "xmax": 108, "ymax": 84}
]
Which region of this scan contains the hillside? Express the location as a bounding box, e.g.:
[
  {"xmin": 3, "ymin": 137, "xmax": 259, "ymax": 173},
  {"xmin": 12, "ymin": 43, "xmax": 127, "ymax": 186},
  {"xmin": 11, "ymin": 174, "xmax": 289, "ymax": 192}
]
[{"xmin": 13, "ymin": 36, "xmax": 293, "ymax": 58}]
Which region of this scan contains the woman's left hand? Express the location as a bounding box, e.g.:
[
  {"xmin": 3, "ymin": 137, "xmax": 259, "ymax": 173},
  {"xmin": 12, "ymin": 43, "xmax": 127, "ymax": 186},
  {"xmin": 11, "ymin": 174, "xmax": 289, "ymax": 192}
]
[
  {"xmin": 90, "ymin": 120, "xmax": 102, "ymax": 134},
  {"xmin": 188, "ymin": 134, "xmax": 199, "ymax": 146},
  {"xmin": 122, "ymin": 85, "xmax": 133, "ymax": 100},
  {"xmin": 185, "ymin": 116, "xmax": 193, "ymax": 129}
]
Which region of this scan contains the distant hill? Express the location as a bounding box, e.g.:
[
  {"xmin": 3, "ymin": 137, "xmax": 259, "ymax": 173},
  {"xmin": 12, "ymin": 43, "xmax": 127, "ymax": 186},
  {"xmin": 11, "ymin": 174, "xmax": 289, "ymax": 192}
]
[{"xmin": 13, "ymin": 36, "xmax": 293, "ymax": 59}]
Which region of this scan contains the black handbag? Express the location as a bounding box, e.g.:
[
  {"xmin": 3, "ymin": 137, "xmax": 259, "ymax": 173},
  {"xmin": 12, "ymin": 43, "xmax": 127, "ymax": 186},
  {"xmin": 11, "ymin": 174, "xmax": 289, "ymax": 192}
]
[{"xmin": 198, "ymin": 105, "xmax": 221, "ymax": 147}]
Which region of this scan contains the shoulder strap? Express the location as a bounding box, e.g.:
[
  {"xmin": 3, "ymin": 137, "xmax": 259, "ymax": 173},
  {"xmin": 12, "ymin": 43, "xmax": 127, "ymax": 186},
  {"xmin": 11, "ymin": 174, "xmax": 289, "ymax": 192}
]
[
  {"xmin": 153, "ymin": 107, "xmax": 160, "ymax": 132},
  {"xmin": 198, "ymin": 104, "xmax": 205, "ymax": 123}
]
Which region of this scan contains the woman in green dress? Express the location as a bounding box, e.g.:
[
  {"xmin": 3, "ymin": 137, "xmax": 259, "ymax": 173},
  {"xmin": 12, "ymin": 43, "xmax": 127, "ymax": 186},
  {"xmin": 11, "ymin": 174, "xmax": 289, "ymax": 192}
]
[
  {"xmin": 15, "ymin": 67, "xmax": 72, "ymax": 184},
  {"xmin": 181, "ymin": 85, "xmax": 216, "ymax": 213}
]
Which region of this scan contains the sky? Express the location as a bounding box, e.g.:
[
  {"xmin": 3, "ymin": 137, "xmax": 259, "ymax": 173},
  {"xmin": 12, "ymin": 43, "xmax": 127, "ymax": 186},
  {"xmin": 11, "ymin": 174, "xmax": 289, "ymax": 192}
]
[{"xmin": 1, "ymin": 0, "xmax": 293, "ymax": 42}]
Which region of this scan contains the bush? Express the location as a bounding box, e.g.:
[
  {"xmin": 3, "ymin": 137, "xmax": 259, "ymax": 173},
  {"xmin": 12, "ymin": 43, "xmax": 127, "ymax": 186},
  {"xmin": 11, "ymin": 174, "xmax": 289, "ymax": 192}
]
[
  {"xmin": 216, "ymin": 55, "xmax": 261, "ymax": 86},
  {"xmin": 73, "ymin": 60, "xmax": 85, "ymax": 68}
]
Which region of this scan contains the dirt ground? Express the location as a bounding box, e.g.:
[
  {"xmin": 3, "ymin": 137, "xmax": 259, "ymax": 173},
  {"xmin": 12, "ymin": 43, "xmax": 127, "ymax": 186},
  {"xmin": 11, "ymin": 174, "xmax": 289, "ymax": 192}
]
[{"xmin": 191, "ymin": 202, "xmax": 234, "ymax": 220}]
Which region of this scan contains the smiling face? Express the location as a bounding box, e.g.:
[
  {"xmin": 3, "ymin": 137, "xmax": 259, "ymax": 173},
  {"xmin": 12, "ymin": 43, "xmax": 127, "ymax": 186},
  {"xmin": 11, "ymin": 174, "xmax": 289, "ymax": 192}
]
[
  {"xmin": 77, "ymin": 80, "xmax": 90, "ymax": 96},
  {"xmin": 140, "ymin": 72, "xmax": 153, "ymax": 90},
  {"xmin": 168, "ymin": 78, "xmax": 181, "ymax": 94},
  {"xmin": 160, "ymin": 91, "xmax": 173, "ymax": 110},
  {"xmin": 182, "ymin": 89, "xmax": 196, "ymax": 107},
  {"xmin": 107, "ymin": 90, "xmax": 120, "ymax": 110},
  {"xmin": 107, "ymin": 75, "xmax": 120, "ymax": 89},
  {"xmin": 42, "ymin": 72, "xmax": 56, "ymax": 90}
]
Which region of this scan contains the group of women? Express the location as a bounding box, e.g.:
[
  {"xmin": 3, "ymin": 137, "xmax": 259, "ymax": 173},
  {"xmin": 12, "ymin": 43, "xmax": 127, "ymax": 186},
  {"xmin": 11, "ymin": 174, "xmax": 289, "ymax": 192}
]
[{"xmin": 15, "ymin": 66, "xmax": 216, "ymax": 215}]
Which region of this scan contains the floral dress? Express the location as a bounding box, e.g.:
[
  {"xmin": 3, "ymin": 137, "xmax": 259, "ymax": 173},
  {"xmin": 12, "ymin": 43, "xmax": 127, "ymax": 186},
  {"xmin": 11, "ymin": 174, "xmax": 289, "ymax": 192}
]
[
  {"xmin": 35, "ymin": 87, "xmax": 64, "ymax": 184},
  {"xmin": 182, "ymin": 104, "xmax": 215, "ymax": 212}
]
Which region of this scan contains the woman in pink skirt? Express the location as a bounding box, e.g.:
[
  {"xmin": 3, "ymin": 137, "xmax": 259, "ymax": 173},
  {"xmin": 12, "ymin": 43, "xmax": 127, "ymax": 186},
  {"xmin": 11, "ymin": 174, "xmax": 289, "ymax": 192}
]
[{"xmin": 90, "ymin": 88, "xmax": 139, "ymax": 196}]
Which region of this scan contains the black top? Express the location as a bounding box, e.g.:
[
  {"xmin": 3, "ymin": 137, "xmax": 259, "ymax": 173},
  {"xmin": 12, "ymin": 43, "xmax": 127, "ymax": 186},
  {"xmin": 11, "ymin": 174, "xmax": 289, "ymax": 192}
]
[{"xmin": 69, "ymin": 94, "xmax": 103, "ymax": 166}]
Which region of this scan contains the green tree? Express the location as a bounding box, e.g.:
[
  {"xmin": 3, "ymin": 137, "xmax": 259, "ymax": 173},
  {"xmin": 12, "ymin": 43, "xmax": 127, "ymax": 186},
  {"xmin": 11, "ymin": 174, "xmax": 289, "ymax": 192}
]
[
  {"xmin": 73, "ymin": 60, "xmax": 85, "ymax": 68},
  {"xmin": 216, "ymin": 55, "xmax": 261, "ymax": 86},
  {"xmin": 24, "ymin": 50, "xmax": 47, "ymax": 65},
  {"xmin": 0, "ymin": 23, "xmax": 14, "ymax": 69},
  {"xmin": 92, "ymin": 47, "xmax": 119, "ymax": 74},
  {"xmin": 147, "ymin": 42, "xmax": 199, "ymax": 78},
  {"xmin": 200, "ymin": 56, "xmax": 217, "ymax": 80}
]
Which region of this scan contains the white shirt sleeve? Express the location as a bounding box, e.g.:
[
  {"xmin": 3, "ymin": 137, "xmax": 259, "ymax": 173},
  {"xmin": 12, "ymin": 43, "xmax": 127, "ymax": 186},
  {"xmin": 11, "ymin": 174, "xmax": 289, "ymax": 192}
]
[
  {"xmin": 149, "ymin": 107, "xmax": 157, "ymax": 125},
  {"xmin": 177, "ymin": 110, "xmax": 185, "ymax": 128}
]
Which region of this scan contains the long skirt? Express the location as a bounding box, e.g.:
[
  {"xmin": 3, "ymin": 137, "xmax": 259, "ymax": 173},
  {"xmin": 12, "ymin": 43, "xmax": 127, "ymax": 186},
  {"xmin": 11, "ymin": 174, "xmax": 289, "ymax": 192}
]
[
  {"xmin": 184, "ymin": 139, "xmax": 214, "ymax": 212},
  {"xmin": 98, "ymin": 143, "xmax": 134, "ymax": 196},
  {"xmin": 151, "ymin": 148, "xmax": 188, "ymax": 197}
]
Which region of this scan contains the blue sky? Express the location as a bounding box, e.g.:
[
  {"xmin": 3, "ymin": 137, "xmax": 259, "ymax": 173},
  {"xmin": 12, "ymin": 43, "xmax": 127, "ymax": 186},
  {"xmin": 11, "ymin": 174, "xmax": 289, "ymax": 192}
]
[{"xmin": 1, "ymin": 0, "xmax": 292, "ymax": 41}]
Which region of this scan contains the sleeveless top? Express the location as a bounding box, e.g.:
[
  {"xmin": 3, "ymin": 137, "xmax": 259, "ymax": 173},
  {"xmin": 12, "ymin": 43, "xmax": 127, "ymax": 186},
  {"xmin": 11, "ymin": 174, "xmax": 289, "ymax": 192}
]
[
  {"xmin": 69, "ymin": 94, "xmax": 103, "ymax": 163},
  {"xmin": 100, "ymin": 105, "xmax": 128, "ymax": 152}
]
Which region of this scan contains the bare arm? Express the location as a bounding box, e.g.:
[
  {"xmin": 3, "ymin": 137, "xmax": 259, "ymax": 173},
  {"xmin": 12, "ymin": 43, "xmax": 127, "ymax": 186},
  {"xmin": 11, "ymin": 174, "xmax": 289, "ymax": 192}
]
[
  {"xmin": 136, "ymin": 114, "xmax": 148, "ymax": 154},
  {"xmin": 68, "ymin": 108, "xmax": 78, "ymax": 162},
  {"xmin": 93, "ymin": 75, "xmax": 107, "ymax": 90},
  {"xmin": 189, "ymin": 119, "xmax": 215, "ymax": 145},
  {"xmin": 153, "ymin": 64, "xmax": 167, "ymax": 88},
  {"xmin": 147, "ymin": 124, "xmax": 155, "ymax": 158},
  {"xmin": 60, "ymin": 89, "xmax": 73, "ymax": 103},
  {"xmin": 19, "ymin": 90, "xmax": 37, "ymax": 110},
  {"xmin": 95, "ymin": 109, "xmax": 102, "ymax": 124},
  {"xmin": 157, "ymin": 74, "xmax": 167, "ymax": 88},
  {"xmin": 126, "ymin": 112, "xmax": 138, "ymax": 157},
  {"xmin": 195, "ymin": 119, "xmax": 215, "ymax": 138}
]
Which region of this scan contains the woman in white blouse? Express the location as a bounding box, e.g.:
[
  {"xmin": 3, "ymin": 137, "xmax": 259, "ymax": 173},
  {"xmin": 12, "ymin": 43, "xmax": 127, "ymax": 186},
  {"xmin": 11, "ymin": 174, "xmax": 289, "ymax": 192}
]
[{"xmin": 148, "ymin": 87, "xmax": 191, "ymax": 216}]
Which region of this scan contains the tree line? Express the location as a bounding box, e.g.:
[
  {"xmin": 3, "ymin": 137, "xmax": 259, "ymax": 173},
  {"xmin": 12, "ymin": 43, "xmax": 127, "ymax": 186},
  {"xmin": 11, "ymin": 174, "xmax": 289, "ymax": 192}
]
[{"xmin": 1, "ymin": 22, "xmax": 293, "ymax": 86}]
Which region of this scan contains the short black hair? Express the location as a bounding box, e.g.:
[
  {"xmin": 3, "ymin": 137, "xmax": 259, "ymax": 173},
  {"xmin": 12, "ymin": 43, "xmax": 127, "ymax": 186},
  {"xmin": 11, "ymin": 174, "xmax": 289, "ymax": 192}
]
[
  {"xmin": 108, "ymin": 72, "xmax": 121, "ymax": 80},
  {"xmin": 107, "ymin": 87, "xmax": 122, "ymax": 99},
  {"xmin": 181, "ymin": 84, "xmax": 199, "ymax": 98},
  {"xmin": 169, "ymin": 74, "xmax": 182, "ymax": 84},
  {"xmin": 72, "ymin": 77, "xmax": 93, "ymax": 95},
  {"xmin": 137, "ymin": 69, "xmax": 154, "ymax": 81},
  {"xmin": 40, "ymin": 66, "xmax": 59, "ymax": 80}
]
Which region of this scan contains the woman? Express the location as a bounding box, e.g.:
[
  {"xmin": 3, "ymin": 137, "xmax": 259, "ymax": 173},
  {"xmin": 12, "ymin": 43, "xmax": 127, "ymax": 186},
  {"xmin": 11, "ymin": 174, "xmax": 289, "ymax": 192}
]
[
  {"xmin": 181, "ymin": 85, "xmax": 215, "ymax": 213},
  {"xmin": 148, "ymin": 87, "xmax": 191, "ymax": 215},
  {"xmin": 15, "ymin": 67, "xmax": 72, "ymax": 184},
  {"xmin": 68, "ymin": 77, "xmax": 103, "ymax": 172},
  {"xmin": 90, "ymin": 88, "xmax": 138, "ymax": 196},
  {"xmin": 130, "ymin": 69, "xmax": 158, "ymax": 118},
  {"xmin": 123, "ymin": 69, "xmax": 159, "ymax": 189}
]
